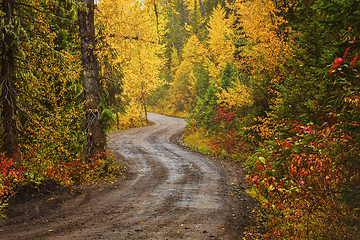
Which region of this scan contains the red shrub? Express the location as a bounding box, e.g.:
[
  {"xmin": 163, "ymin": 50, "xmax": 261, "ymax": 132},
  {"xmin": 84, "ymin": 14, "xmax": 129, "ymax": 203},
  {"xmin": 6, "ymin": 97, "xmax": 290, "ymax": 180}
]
[{"xmin": 0, "ymin": 157, "xmax": 25, "ymax": 198}]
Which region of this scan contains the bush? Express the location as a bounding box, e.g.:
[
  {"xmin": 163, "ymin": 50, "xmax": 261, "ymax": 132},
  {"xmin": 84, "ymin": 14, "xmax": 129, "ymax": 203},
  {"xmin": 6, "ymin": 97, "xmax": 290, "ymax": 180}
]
[
  {"xmin": 248, "ymin": 121, "xmax": 360, "ymax": 239},
  {"xmin": 0, "ymin": 157, "xmax": 25, "ymax": 217},
  {"xmin": 22, "ymin": 151, "xmax": 121, "ymax": 186}
]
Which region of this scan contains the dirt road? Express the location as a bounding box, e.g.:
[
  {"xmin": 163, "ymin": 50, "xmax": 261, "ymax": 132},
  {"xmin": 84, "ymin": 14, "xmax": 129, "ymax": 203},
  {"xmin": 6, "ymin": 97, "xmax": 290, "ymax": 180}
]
[{"xmin": 0, "ymin": 113, "xmax": 256, "ymax": 239}]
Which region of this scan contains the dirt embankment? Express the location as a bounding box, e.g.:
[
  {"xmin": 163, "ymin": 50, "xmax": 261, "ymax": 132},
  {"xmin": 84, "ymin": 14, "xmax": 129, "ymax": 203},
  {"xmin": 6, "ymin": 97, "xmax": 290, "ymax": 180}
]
[{"xmin": 0, "ymin": 113, "xmax": 258, "ymax": 240}]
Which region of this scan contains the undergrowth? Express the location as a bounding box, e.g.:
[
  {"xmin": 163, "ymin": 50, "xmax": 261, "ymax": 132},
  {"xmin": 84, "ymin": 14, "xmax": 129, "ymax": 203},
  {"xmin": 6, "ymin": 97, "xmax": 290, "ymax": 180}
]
[
  {"xmin": 183, "ymin": 127, "xmax": 213, "ymax": 155},
  {"xmin": 0, "ymin": 152, "xmax": 122, "ymax": 218}
]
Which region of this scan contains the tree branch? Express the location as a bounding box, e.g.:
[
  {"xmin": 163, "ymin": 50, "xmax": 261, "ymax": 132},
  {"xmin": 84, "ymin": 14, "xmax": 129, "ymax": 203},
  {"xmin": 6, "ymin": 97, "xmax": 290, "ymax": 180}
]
[
  {"xmin": 100, "ymin": 76, "xmax": 121, "ymax": 84},
  {"xmin": 108, "ymin": 34, "xmax": 157, "ymax": 44}
]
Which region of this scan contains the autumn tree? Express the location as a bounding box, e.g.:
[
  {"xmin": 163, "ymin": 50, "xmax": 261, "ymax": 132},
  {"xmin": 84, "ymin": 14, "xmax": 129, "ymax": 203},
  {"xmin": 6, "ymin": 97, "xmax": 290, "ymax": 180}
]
[
  {"xmin": 97, "ymin": 0, "xmax": 165, "ymax": 127},
  {"xmin": 0, "ymin": 0, "xmax": 122, "ymax": 214},
  {"xmin": 16, "ymin": 1, "xmax": 85, "ymax": 167},
  {"xmin": 207, "ymin": 4, "xmax": 235, "ymax": 79},
  {"xmin": 122, "ymin": 43, "xmax": 164, "ymax": 122},
  {"xmin": 170, "ymin": 35, "xmax": 208, "ymax": 111},
  {"xmin": 0, "ymin": 0, "xmax": 81, "ymax": 164},
  {"xmin": 233, "ymin": 0, "xmax": 292, "ymax": 141},
  {"xmin": 184, "ymin": 0, "xmax": 206, "ymax": 41}
]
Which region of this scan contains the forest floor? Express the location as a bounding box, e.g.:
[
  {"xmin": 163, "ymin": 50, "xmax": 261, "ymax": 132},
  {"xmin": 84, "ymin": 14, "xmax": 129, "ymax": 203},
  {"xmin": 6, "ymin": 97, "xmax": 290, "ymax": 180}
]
[{"xmin": 0, "ymin": 113, "xmax": 259, "ymax": 240}]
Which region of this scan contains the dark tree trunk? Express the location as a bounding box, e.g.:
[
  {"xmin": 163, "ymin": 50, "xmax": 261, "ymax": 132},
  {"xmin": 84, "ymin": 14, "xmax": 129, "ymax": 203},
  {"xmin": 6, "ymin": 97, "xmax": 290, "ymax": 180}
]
[
  {"xmin": 142, "ymin": 94, "xmax": 148, "ymax": 123},
  {"xmin": 78, "ymin": 0, "xmax": 106, "ymax": 159},
  {"xmin": 116, "ymin": 112, "xmax": 119, "ymax": 130},
  {"xmin": 1, "ymin": 0, "xmax": 20, "ymax": 165}
]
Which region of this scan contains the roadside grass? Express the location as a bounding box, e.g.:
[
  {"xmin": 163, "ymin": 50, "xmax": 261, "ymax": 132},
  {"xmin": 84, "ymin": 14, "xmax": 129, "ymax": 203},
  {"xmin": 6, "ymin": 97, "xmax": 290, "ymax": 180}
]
[
  {"xmin": 148, "ymin": 106, "xmax": 188, "ymax": 119},
  {"xmin": 183, "ymin": 127, "xmax": 213, "ymax": 155}
]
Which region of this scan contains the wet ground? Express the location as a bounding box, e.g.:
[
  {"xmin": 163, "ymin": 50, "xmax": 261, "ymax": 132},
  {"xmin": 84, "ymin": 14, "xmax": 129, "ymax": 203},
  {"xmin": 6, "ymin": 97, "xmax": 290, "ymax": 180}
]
[{"xmin": 0, "ymin": 113, "xmax": 257, "ymax": 239}]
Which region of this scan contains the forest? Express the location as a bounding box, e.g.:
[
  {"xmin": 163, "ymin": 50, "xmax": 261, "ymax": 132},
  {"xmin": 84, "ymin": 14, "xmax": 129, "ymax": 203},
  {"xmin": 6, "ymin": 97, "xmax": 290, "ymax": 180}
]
[{"xmin": 0, "ymin": 0, "xmax": 359, "ymax": 239}]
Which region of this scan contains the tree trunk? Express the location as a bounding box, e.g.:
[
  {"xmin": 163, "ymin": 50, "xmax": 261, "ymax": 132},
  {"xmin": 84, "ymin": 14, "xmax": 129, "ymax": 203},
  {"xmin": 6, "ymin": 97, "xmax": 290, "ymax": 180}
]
[
  {"xmin": 116, "ymin": 112, "xmax": 120, "ymax": 129},
  {"xmin": 1, "ymin": 0, "xmax": 20, "ymax": 165},
  {"xmin": 78, "ymin": 0, "xmax": 106, "ymax": 159},
  {"xmin": 142, "ymin": 96, "xmax": 148, "ymax": 123}
]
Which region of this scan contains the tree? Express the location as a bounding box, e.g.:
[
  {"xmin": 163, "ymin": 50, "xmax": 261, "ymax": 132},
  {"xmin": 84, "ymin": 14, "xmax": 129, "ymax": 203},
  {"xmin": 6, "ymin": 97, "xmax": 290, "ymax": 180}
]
[
  {"xmin": 184, "ymin": 0, "xmax": 206, "ymax": 41},
  {"xmin": 164, "ymin": 0, "xmax": 190, "ymax": 53},
  {"xmin": 190, "ymin": 82, "xmax": 218, "ymax": 131},
  {"xmin": 236, "ymin": 0, "xmax": 291, "ymax": 83},
  {"xmin": 19, "ymin": 1, "xmax": 84, "ymax": 164},
  {"xmin": 234, "ymin": 0, "xmax": 292, "ymax": 141},
  {"xmin": 97, "ymin": 0, "xmax": 164, "ymax": 126},
  {"xmin": 216, "ymin": 63, "xmax": 252, "ymax": 109},
  {"xmin": 207, "ymin": 4, "xmax": 235, "ymax": 79},
  {"xmin": 0, "ymin": 0, "xmax": 20, "ymax": 164},
  {"xmin": 122, "ymin": 42, "xmax": 164, "ymax": 123},
  {"xmin": 171, "ymin": 35, "xmax": 208, "ymax": 111},
  {"xmin": 78, "ymin": 0, "xmax": 106, "ymax": 158},
  {"xmin": 1, "ymin": 0, "xmax": 84, "ymax": 166}
]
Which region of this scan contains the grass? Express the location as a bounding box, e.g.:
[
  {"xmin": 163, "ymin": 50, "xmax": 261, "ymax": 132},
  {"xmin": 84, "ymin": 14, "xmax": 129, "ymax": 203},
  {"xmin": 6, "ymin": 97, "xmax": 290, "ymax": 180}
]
[
  {"xmin": 148, "ymin": 106, "xmax": 188, "ymax": 119},
  {"xmin": 183, "ymin": 127, "xmax": 213, "ymax": 155}
]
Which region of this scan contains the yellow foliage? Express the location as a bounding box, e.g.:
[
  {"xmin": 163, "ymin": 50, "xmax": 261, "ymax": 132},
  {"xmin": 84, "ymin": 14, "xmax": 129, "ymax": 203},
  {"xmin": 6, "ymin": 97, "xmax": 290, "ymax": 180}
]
[
  {"xmin": 170, "ymin": 46, "xmax": 181, "ymax": 75},
  {"xmin": 97, "ymin": 0, "xmax": 165, "ymax": 126},
  {"xmin": 117, "ymin": 100, "xmax": 147, "ymax": 129},
  {"xmin": 176, "ymin": 35, "xmax": 208, "ymax": 78},
  {"xmin": 183, "ymin": 0, "xmax": 196, "ymax": 12},
  {"xmin": 216, "ymin": 82, "xmax": 253, "ymax": 108},
  {"xmin": 207, "ymin": 4, "xmax": 236, "ymax": 79},
  {"xmin": 236, "ymin": 0, "xmax": 292, "ymax": 82},
  {"xmin": 171, "ymin": 35, "xmax": 208, "ymax": 111},
  {"xmin": 252, "ymin": 117, "xmax": 281, "ymax": 139},
  {"xmin": 17, "ymin": 5, "xmax": 83, "ymax": 163}
]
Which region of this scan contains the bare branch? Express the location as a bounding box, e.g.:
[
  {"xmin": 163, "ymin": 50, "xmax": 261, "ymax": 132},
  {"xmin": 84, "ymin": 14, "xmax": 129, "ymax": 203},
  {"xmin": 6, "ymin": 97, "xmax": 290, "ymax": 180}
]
[
  {"xmin": 100, "ymin": 76, "xmax": 122, "ymax": 84},
  {"xmin": 108, "ymin": 34, "xmax": 157, "ymax": 44}
]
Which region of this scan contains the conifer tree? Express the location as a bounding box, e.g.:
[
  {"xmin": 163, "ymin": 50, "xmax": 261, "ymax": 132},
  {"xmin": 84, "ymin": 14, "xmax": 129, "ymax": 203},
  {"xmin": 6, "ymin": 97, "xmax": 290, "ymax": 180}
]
[{"xmin": 1, "ymin": 0, "xmax": 85, "ymax": 163}]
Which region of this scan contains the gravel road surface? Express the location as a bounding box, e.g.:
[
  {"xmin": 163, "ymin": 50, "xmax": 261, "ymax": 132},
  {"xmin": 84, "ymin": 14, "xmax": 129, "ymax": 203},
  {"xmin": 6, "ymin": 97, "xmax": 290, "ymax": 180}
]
[{"xmin": 0, "ymin": 113, "xmax": 256, "ymax": 239}]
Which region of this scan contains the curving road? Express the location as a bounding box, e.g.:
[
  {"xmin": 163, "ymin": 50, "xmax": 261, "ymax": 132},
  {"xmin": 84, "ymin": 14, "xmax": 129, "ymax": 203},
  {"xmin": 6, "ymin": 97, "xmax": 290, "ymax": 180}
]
[{"xmin": 1, "ymin": 113, "xmax": 255, "ymax": 239}]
